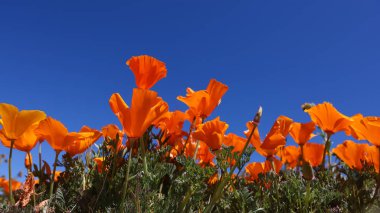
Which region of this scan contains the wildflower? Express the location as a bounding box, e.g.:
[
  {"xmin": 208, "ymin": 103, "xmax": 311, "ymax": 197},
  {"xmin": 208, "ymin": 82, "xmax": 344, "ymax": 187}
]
[
  {"xmin": 277, "ymin": 146, "xmax": 299, "ymax": 169},
  {"xmin": 101, "ymin": 124, "xmax": 125, "ymax": 151},
  {"xmin": 348, "ymin": 115, "xmax": 380, "ymax": 147},
  {"xmin": 192, "ymin": 117, "xmax": 229, "ymax": 150},
  {"xmin": 177, "ymin": 79, "xmax": 228, "ymax": 119},
  {"xmin": 305, "ymin": 102, "xmax": 352, "ymax": 136},
  {"xmin": 109, "ymin": 89, "xmax": 169, "ymax": 138},
  {"xmin": 65, "ymin": 126, "xmax": 102, "ymax": 156},
  {"xmin": 302, "ymin": 142, "xmax": 325, "ymax": 167},
  {"xmin": 332, "ymin": 140, "xmax": 368, "ymax": 170},
  {"xmin": 289, "ymin": 122, "xmax": 315, "ymax": 145},
  {"xmin": 127, "ymin": 55, "xmax": 167, "ymax": 89},
  {"xmin": 260, "ymin": 115, "xmax": 293, "ymax": 150}
]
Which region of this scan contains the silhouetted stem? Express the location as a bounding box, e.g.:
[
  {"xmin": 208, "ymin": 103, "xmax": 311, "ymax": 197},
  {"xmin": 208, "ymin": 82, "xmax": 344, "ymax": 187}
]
[
  {"xmin": 204, "ymin": 107, "xmax": 262, "ymax": 213},
  {"xmin": 8, "ymin": 140, "xmax": 15, "ymax": 205},
  {"xmin": 49, "ymin": 151, "xmax": 59, "ymax": 199},
  {"xmin": 120, "ymin": 139, "xmax": 136, "ymax": 211},
  {"xmin": 321, "ymin": 134, "xmax": 331, "ymax": 169},
  {"xmin": 139, "ymin": 137, "xmax": 149, "ymax": 174}
]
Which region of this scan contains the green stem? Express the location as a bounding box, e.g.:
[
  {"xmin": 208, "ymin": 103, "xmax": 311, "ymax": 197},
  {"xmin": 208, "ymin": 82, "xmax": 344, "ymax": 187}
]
[
  {"xmin": 320, "ymin": 134, "xmax": 331, "ymax": 169},
  {"xmin": 204, "ymin": 107, "xmax": 262, "ymax": 213},
  {"xmin": 120, "ymin": 139, "xmax": 136, "ymax": 211},
  {"xmin": 49, "ymin": 151, "xmax": 60, "ymax": 199},
  {"xmin": 8, "ymin": 140, "xmax": 15, "ymax": 205},
  {"xmin": 139, "ymin": 137, "xmax": 149, "ymax": 174},
  {"xmin": 192, "ymin": 140, "xmax": 200, "ymax": 160}
]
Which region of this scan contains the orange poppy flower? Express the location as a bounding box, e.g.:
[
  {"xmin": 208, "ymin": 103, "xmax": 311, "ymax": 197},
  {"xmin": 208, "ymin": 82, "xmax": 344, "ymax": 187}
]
[
  {"xmin": 277, "ymin": 146, "xmax": 300, "ymax": 169},
  {"xmin": 332, "ymin": 140, "xmax": 368, "ymax": 170},
  {"xmin": 223, "ymin": 133, "xmax": 246, "ymax": 154},
  {"xmin": 208, "ymin": 173, "xmax": 219, "ymax": 185},
  {"xmin": 35, "ymin": 117, "xmax": 93, "ymax": 153},
  {"xmin": 302, "ymin": 142, "xmax": 325, "ymax": 167},
  {"xmin": 0, "ymin": 103, "xmax": 46, "ymax": 141},
  {"xmin": 154, "ymin": 110, "xmax": 188, "ymax": 146},
  {"xmin": 192, "ymin": 117, "xmax": 229, "ymax": 150},
  {"xmin": 244, "ymin": 122, "xmax": 270, "ymax": 157},
  {"xmin": 289, "ymin": 121, "xmax": 316, "ymax": 145},
  {"xmin": 348, "ymin": 115, "xmax": 380, "ymax": 147},
  {"xmin": 197, "ymin": 141, "xmax": 216, "ymax": 167},
  {"xmin": 245, "ymin": 158, "xmax": 282, "ymax": 182},
  {"xmin": 306, "ymin": 102, "xmax": 352, "ymax": 136},
  {"xmin": 364, "ymin": 145, "xmax": 379, "ymax": 173},
  {"xmin": 0, "ymin": 122, "xmax": 41, "ymax": 153},
  {"xmin": 109, "ymin": 89, "xmax": 169, "ymax": 138},
  {"xmin": 102, "ymin": 124, "xmax": 124, "ymax": 151},
  {"xmin": 54, "ymin": 171, "xmax": 63, "ymax": 182},
  {"xmin": 65, "ymin": 126, "xmax": 102, "ymax": 156},
  {"xmin": 126, "ymin": 55, "xmax": 167, "ymax": 90},
  {"xmin": 177, "ymin": 79, "xmax": 228, "ymax": 119},
  {"xmin": 260, "ymin": 116, "xmax": 293, "ymax": 150},
  {"xmin": 93, "ymin": 157, "xmax": 106, "ymax": 173},
  {"xmin": 0, "ymin": 178, "xmax": 21, "ymax": 194}
]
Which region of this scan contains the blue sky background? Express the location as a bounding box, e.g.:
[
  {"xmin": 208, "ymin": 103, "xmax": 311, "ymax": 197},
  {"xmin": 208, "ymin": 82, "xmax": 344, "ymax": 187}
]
[{"xmin": 1, "ymin": 1, "xmax": 380, "ymax": 180}]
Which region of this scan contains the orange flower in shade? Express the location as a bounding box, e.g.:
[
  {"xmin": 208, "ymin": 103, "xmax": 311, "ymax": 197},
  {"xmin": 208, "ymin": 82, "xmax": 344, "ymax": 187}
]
[
  {"xmin": 192, "ymin": 117, "xmax": 229, "ymax": 150},
  {"xmin": 302, "ymin": 143, "xmax": 325, "ymax": 167},
  {"xmin": 208, "ymin": 173, "xmax": 219, "ymax": 185},
  {"xmin": 306, "ymin": 102, "xmax": 353, "ymax": 136},
  {"xmin": 177, "ymin": 79, "xmax": 228, "ymax": 119},
  {"xmin": 260, "ymin": 116, "xmax": 293, "ymax": 150},
  {"xmin": 0, "ymin": 122, "xmax": 41, "ymax": 153},
  {"xmin": 154, "ymin": 110, "xmax": 188, "ymax": 146},
  {"xmin": 0, "ymin": 103, "xmax": 46, "ymax": 141},
  {"xmin": 35, "ymin": 117, "xmax": 94, "ymax": 153},
  {"xmin": 65, "ymin": 126, "xmax": 102, "ymax": 156},
  {"xmin": 126, "ymin": 55, "xmax": 167, "ymax": 90},
  {"xmin": 102, "ymin": 124, "xmax": 124, "ymax": 151},
  {"xmin": 223, "ymin": 133, "xmax": 246, "ymax": 154},
  {"xmin": 109, "ymin": 88, "xmax": 169, "ymax": 138},
  {"xmin": 332, "ymin": 140, "xmax": 368, "ymax": 170},
  {"xmin": 277, "ymin": 146, "xmax": 300, "ymax": 169},
  {"xmin": 245, "ymin": 159, "xmax": 282, "ymax": 182},
  {"xmin": 364, "ymin": 145, "xmax": 379, "ymax": 173},
  {"xmin": 197, "ymin": 141, "xmax": 216, "ymax": 167},
  {"xmin": 0, "ymin": 178, "xmax": 21, "ymax": 194},
  {"xmin": 93, "ymin": 157, "xmax": 105, "ymax": 173},
  {"xmin": 348, "ymin": 115, "xmax": 380, "ymax": 147},
  {"xmin": 54, "ymin": 171, "xmax": 63, "ymax": 182},
  {"xmin": 289, "ymin": 122, "xmax": 316, "ymax": 145}
]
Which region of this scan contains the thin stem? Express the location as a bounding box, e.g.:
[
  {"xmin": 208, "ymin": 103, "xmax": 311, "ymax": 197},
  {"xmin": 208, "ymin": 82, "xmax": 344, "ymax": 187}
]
[
  {"xmin": 139, "ymin": 137, "xmax": 149, "ymax": 174},
  {"xmin": 182, "ymin": 117, "xmax": 196, "ymax": 155},
  {"xmin": 320, "ymin": 134, "xmax": 331, "ymax": 169},
  {"xmin": 49, "ymin": 151, "xmax": 60, "ymax": 199},
  {"xmin": 204, "ymin": 107, "xmax": 262, "ymax": 213},
  {"xmin": 120, "ymin": 139, "xmax": 136, "ymax": 211},
  {"xmin": 8, "ymin": 140, "xmax": 15, "ymax": 205},
  {"xmin": 192, "ymin": 140, "xmax": 200, "ymax": 160}
]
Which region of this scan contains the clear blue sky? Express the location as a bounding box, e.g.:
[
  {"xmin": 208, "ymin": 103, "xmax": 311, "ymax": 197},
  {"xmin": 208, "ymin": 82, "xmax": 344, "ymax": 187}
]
[{"xmin": 1, "ymin": 1, "xmax": 380, "ymax": 179}]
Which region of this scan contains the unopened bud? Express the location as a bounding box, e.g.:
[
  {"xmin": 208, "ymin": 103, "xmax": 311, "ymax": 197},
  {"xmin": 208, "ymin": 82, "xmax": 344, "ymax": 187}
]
[
  {"xmin": 301, "ymin": 103, "xmax": 315, "ymax": 112},
  {"xmin": 253, "ymin": 106, "xmax": 263, "ymax": 124}
]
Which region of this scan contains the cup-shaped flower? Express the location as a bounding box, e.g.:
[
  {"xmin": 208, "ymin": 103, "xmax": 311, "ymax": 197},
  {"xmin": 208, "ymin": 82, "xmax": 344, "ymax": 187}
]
[
  {"xmin": 0, "ymin": 103, "xmax": 46, "ymax": 141},
  {"xmin": 192, "ymin": 117, "xmax": 229, "ymax": 150},
  {"xmin": 154, "ymin": 110, "xmax": 188, "ymax": 146},
  {"xmin": 364, "ymin": 145, "xmax": 379, "ymax": 173},
  {"xmin": 35, "ymin": 117, "xmax": 91, "ymax": 153},
  {"xmin": 127, "ymin": 55, "xmax": 167, "ymax": 90},
  {"xmin": 289, "ymin": 122, "xmax": 315, "ymax": 145},
  {"xmin": 0, "ymin": 122, "xmax": 41, "ymax": 153},
  {"xmin": 109, "ymin": 88, "xmax": 169, "ymax": 138},
  {"xmin": 332, "ymin": 140, "xmax": 368, "ymax": 170},
  {"xmin": 302, "ymin": 142, "xmax": 325, "ymax": 167},
  {"xmin": 260, "ymin": 115, "xmax": 293, "ymax": 150},
  {"xmin": 177, "ymin": 79, "xmax": 228, "ymax": 119},
  {"xmin": 277, "ymin": 146, "xmax": 300, "ymax": 169},
  {"xmin": 102, "ymin": 124, "xmax": 124, "ymax": 151},
  {"xmin": 306, "ymin": 102, "xmax": 352, "ymax": 136},
  {"xmin": 65, "ymin": 126, "xmax": 102, "ymax": 156},
  {"xmin": 348, "ymin": 115, "xmax": 380, "ymax": 147}
]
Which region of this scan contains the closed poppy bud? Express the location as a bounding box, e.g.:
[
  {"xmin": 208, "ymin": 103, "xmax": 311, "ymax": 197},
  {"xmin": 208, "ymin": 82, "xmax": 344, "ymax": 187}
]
[
  {"xmin": 25, "ymin": 152, "xmax": 33, "ymax": 170},
  {"xmin": 301, "ymin": 103, "xmax": 315, "ymax": 112},
  {"xmin": 302, "ymin": 162, "xmax": 314, "ymax": 181}
]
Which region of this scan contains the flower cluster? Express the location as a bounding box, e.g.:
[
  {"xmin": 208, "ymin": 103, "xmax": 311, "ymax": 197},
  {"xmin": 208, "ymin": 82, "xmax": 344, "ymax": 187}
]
[{"xmin": 0, "ymin": 55, "xmax": 379, "ymax": 212}]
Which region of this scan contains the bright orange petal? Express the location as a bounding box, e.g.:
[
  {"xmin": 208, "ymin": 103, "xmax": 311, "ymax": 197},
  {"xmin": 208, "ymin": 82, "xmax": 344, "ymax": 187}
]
[
  {"xmin": 332, "ymin": 140, "xmax": 368, "ymax": 170},
  {"xmin": 302, "ymin": 142, "xmax": 325, "ymax": 167},
  {"xmin": 306, "ymin": 102, "xmax": 352, "ymax": 135},
  {"xmin": 35, "ymin": 117, "xmax": 69, "ymax": 152},
  {"xmin": 289, "ymin": 122, "xmax": 315, "ymax": 145},
  {"xmin": 192, "ymin": 117, "xmax": 229, "ymax": 150},
  {"xmin": 261, "ymin": 116, "xmax": 293, "ymax": 150},
  {"xmin": 65, "ymin": 126, "xmax": 102, "ymax": 156},
  {"xmin": 127, "ymin": 55, "xmax": 167, "ymax": 89}
]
